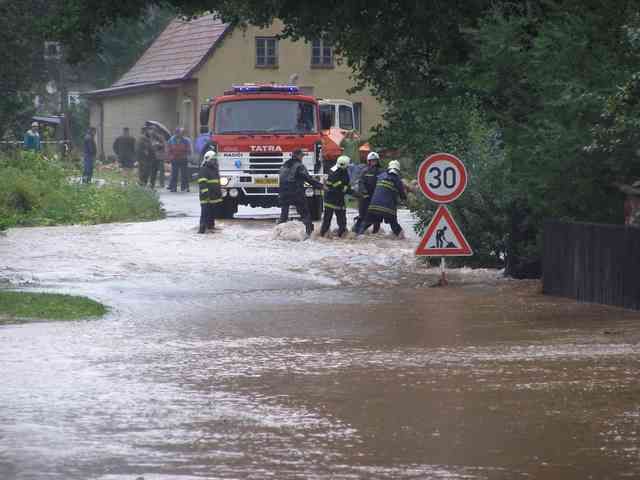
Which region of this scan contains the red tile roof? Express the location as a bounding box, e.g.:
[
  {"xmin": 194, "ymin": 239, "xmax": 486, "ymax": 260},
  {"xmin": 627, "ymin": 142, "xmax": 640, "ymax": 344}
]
[{"xmin": 113, "ymin": 14, "xmax": 230, "ymax": 87}]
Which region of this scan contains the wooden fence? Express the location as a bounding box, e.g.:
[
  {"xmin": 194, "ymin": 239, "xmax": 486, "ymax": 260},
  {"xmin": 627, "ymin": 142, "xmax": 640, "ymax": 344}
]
[{"xmin": 543, "ymin": 220, "xmax": 640, "ymax": 310}]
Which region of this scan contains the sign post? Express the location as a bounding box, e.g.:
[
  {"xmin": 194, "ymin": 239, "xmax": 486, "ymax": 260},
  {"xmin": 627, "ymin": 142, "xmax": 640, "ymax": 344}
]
[{"xmin": 415, "ymin": 153, "xmax": 472, "ymax": 285}]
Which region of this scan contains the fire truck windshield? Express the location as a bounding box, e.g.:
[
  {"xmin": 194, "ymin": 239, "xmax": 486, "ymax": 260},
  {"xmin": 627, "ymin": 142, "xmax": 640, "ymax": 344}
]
[{"xmin": 215, "ymin": 100, "xmax": 317, "ymax": 134}]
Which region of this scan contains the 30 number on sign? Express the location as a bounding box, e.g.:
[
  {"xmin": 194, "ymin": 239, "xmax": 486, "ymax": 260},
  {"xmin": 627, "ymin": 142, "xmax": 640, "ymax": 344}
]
[
  {"xmin": 428, "ymin": 164, "xmax": 458, "ymax": 190},
  {"xmin": 417, "ymin": 153, "xmax": 468, "ymax": 204}
]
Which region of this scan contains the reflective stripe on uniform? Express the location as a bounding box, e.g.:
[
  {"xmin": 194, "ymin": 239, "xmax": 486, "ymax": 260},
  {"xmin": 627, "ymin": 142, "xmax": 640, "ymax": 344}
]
[
  {"xmin": 197, "ymin": 178, "xmax": 207, "ymax": 183},
  {"xmin": 207, "ymin": 179, "xmax": 220, "ymax": 184},
  {"xmin": 200, "ymin": 188, "xmax": 209, "ymax": 193},
  {"xmin": 369, "ymin": 204, "xmax": 396, "ymax": 215},
  {"xmin": 379, "ymin": 180, "xmax": 398, "ymax": 192},
  {"xmin": 324, "ymin": 202, "xmax": 346, "ymax": 211}
]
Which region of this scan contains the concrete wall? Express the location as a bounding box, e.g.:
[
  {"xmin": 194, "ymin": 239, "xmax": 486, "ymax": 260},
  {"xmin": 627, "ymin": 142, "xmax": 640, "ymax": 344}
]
[
  {"xmin": 90, "ymin": 88, "xmax": 177, "ymax": 159},
  {"xmin": 194, "ymin": 21, "xmax": 384, "ymax": 137},
  {"xmin": 175, "ymin": 81, "xmax": 199, "ymax": 140}
]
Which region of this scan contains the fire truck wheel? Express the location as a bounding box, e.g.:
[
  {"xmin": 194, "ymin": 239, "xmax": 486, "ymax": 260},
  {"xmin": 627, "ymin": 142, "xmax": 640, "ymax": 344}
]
[
  {"xmin": 310, "ymin": 196, "xmax": 323, "ymax": 221},
  {"xmin": 220, "ymin": 198, "xmax": 237, "ymax": 219}
]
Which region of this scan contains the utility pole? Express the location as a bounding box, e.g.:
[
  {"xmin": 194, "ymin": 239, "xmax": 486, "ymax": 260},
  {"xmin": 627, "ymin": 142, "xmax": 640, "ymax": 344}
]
[{"xmin": 44, "ymin": 41, "xmax": 69, "ymax": 155}]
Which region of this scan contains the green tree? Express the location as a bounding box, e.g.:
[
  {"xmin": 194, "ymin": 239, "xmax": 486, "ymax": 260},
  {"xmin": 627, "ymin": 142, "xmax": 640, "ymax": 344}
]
[
  {"xmin": 0, "ymin": 0, "xmax": 48, "ymax": 138},
  {"xmin": 36, "ymin": 0, "xmax": 640, "ymax": 275},
  {"xmin": 76, "ymin": 6, "xmax": 174, "ymax": 88}
]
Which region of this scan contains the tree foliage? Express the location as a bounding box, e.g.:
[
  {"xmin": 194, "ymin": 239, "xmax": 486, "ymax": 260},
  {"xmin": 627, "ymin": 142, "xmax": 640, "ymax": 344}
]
[
  {"xmin": 77, "ymin": 6, "xmax": 174, "ymax": 88},
  {"xmin": 24, "ymin": 0, "xmax": 640, "ymax": 274},
  {"xmin": 0, "ymin": 0, "xmax": 49, "ymax": 137}
]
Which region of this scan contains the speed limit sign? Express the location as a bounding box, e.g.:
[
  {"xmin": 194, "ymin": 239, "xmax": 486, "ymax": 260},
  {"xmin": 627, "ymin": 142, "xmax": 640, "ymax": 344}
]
[{"xmin": 417, "ymin": 153, "xmax": 468, "ymax": 203}]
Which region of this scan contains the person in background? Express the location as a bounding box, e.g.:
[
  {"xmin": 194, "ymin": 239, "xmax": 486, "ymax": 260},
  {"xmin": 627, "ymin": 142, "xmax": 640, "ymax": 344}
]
[
  {"xmin": 113, "ymin": 127, "xmax": 136, "ymax": 182},
  {"xmin": 340, "ymin": 130, "xmax": 359, "ymax": 163},
  {"xmin": 353, "ymin": 151, "xmax": 383, "ymax": 233},
  {"xmin": 279, "ymin": 148, "xmax": 324, "ymax": 237},
  {"xmin": 167, "ymin": 127, "xmax": 192, "ymax": 192},
  {"xmin": 195, "ymin": 129, "xmax": 213, "ymax": 160},
  {"xmin": 23, "ymin": 122, "xmax": 41, "ymax": 151},
  {"xmin": 320, "ymin": 155, "xmax": 352, "ymax": 238},
  {"xmin": 356, "ymin": 160, "xmax": 407, "ymax": 237},
  {"xmin": 150, "ymin": 133, "xmax": 166, "ymax": 189},
  {"xmin": 82, "ymin": 127, "xmax": 97, "ymax": 184},
  {"xmin": 197, "ymin": 150, "xmax": 222, "ymax": 233},
  {"xmin": 137, "ymin": 127, "xmax": 155, "ymax": 187}
]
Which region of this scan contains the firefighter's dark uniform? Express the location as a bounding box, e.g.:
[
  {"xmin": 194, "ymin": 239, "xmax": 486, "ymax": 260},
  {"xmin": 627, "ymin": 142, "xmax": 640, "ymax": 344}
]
[
  {"xmin": 357, "ymin": 169, "xmax": 407, "ymax": 236},
  {"xmin": 197, "ymin": 159, "xmax": 222, "ymax": 233},
  {"xmin": 279, "ymin": 153, "xmax": 323, "ymax": 235},
  {"xmin": 320, "ymin": 167, "xmax": 351, "ymax": 237},
  {"xmin": 354, "ymin": 163, "xmax": 383, "ymax": 233}
]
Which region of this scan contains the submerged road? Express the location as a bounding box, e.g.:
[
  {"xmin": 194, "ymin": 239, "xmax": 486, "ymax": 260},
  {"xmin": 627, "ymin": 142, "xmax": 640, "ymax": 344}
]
[{"xmin": 1, "ymin": 191, "xmax": 639, "ymax": 480}]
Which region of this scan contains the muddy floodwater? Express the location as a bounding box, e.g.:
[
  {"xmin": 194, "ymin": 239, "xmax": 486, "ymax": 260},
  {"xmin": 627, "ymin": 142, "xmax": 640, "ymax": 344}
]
[{"xmin": 1, "ymin": 192, "xmax": 639, "ymax": 480}]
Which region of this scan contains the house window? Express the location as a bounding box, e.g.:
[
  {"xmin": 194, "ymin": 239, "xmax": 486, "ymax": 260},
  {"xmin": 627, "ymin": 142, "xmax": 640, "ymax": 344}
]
[
  {"xmin": 311, "ymin": 39, "xmax": 333, "ymax": 68},
  {"xmin": 353, "ymin": 102, "xmax": 362, "ymax": 133},
  {"xmin": 256, "ymin": 37, "xmax": 278, "ymax": 68},
  {"xmin": 339, "ymin": 105, "xmax": 354, "ymax": 130}
]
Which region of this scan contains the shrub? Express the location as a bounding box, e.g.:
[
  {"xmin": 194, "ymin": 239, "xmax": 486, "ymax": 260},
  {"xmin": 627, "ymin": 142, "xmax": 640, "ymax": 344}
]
[{"xmin": 0, "ymin": 151, "xmax": 163, "ymax": 230}]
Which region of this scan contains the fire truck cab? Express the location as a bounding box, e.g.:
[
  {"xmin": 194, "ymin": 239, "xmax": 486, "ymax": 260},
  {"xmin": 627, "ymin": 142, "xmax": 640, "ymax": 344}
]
[
  {"xmin": 319, "ymin": 99, "xmax": 358, "ymax": 163},
  {"xmin": 199, "ymin": 84, "xmax": 325, "ymax": 219}
]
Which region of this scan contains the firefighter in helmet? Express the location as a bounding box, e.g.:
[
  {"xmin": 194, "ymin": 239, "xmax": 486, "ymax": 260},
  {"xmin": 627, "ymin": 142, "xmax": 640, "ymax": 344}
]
[
  {"xmin": 197, "ymin": 150, "xmax": 222, "ymax": 233},
  {"xmin": 279, "ymin": 148, "xmax": 323, "ymax": 236},
  {"xmin": 356, "ymin": 160, "xmax": 407, "ymax": 237},
  {"xmin": 353, "ymin": 151, "xmax": 383, "ymax": 233},
  {"xmin": 320, "ymin": 155, "xmax": 352, "ymax": 237}
]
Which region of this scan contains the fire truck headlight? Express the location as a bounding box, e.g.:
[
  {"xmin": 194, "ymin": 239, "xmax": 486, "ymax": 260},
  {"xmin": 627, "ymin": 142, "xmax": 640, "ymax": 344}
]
[
  {"xmin": 229, "ymin": 188, "xmax": 239, "ymax": 198},
  {"xmin": 305, "ymin": 188, "xmax": 314, "ymax": 198},
  {"xmin": 220, "ymin": 176, "xmax": 230, "ymax": 187},
  {"xmin": 221, "ymin": 189, "xmax": 228, "ymax": 197}
]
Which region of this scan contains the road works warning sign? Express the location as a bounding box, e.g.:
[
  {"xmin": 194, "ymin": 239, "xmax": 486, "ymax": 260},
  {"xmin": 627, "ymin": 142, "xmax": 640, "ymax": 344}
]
[{"xmin": 415, "ymin": 205, "xmax": 473, "ymax": 256}]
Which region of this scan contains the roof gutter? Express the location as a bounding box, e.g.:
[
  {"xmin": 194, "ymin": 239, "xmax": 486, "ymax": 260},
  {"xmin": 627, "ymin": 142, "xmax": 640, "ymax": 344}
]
[{"xmin": 83, "ymin": 80, "xmax": 185, "ymax": 99}]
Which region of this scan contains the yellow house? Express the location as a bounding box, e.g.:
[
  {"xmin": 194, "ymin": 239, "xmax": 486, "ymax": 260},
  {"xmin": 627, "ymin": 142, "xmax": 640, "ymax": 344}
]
[{"xmin": 86, "ymin": 14, "xmax": 384, "ymax": 159}]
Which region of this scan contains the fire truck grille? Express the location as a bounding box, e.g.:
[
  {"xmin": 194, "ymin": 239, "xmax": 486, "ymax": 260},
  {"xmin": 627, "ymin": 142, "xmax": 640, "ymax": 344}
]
[{"xmin": 248, "ymin": 154, "xmax": 284, "ymax": 174}]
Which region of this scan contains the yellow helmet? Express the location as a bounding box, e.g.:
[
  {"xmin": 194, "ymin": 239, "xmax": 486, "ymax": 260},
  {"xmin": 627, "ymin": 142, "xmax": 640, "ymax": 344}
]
[{"xmin": 336, "ymin": 155, "xmax": 351, "ymax": 169}]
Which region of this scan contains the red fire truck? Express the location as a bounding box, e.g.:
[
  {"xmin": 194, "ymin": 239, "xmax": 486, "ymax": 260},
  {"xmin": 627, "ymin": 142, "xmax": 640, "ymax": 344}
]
[{"xmin": 199, "ymin": 84, "xmax": 328, "ymax": 219}]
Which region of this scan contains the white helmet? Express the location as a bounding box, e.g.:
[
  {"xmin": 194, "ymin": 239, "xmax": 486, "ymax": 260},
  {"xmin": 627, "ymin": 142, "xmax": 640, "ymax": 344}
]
[
  {"xmin": 387, "ymin": 160, "xmax": 401, "ymax": 173},
  {"xmin": 367, "ymin": 151, "xmax": 380, "ymax": 162},
  {"xmin": 202, "ymin": 150, "xmax": 216, "ymax": 166}
]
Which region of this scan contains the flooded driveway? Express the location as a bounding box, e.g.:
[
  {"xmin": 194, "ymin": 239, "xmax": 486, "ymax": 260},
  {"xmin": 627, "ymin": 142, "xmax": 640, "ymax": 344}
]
[{"xmin": 1, "ymin": 191, "xmax": 639, "ymax": 479}]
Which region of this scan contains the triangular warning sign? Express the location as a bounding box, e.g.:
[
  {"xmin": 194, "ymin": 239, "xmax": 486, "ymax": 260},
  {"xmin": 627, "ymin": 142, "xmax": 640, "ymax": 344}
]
[{"xmin": 415, "ymin": 205, "xmax": 473, "ymax": 256}]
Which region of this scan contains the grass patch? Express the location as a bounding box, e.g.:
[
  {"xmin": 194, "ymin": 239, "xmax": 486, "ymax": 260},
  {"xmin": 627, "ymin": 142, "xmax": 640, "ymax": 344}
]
[
  {"xmin": 0, "ymin": 151, "xmax": 164, "ymax": 231},
  {"xmin": 0, "ymin": 291, "xmax": 107, "ymax": 323}
]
